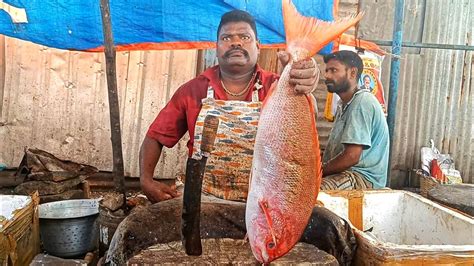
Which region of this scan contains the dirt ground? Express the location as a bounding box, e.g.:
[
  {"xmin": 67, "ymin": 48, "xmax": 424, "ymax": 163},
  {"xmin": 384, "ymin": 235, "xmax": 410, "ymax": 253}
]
[{"xmin": 0, "ymin": 187, "xmax": 15, "ymax": 194}]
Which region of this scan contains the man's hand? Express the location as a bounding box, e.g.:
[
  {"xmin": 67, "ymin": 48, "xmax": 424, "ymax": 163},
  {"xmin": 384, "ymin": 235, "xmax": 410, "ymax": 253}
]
[
  {"xmin": 140, "ymin": 177, "xmax": 181, "ymax": 203},
  {"xmin": 140, "ymin": 137, "xmax": 181, "ymax": 203},
  {"xmin": 277, "ymin": 51, "xmax": 320, "ymax": 94},
  {"xmin": 322, "ymin": 144, "xmax": 363, "ymax": 177}
]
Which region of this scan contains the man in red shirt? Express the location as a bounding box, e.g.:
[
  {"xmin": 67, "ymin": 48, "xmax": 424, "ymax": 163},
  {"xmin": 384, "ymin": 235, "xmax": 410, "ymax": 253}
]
[
  {"xmin": 106, "ymin": 10, "xmax": 356, "ymax": 265},
  {"xmin": 140, "ymin": 11, "xmax": 318, "ymax": 202}
]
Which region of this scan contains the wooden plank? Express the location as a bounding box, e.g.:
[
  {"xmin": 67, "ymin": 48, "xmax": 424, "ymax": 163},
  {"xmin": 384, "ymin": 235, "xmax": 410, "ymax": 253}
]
[
  {"xmin": 39, "ymin": 190, "xmax": 84, "ymax": 204},
  {"xmin": 13, "ymin": 177, "xmax": 85, "ymax": 196},
  {"xmin": 322, "ymin": 190, "xmax": 365, "ymax": 229},
  {"xmin": 348, "ymin": 194, "xmax": 363, "ymax": 230},
  {"xmin": 0, "ymin": 170, "xmax": 24, "ymax": 188},
  {"xmin": 81, "ymin": 180, "xmax": 91, "ymax": 199}
]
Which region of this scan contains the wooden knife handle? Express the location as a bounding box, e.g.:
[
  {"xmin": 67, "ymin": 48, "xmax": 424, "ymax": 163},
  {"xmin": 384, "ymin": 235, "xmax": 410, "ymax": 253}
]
[{"xmin": 200, "ymin": 115, "xmax": 219, "ymax": 155}]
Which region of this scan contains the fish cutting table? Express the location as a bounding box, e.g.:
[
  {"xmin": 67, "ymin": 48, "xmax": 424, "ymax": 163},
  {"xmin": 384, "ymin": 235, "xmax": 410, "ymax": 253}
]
[{"xmin": 128, "ymin": 238, "xmax": 338, "ymax": 265}]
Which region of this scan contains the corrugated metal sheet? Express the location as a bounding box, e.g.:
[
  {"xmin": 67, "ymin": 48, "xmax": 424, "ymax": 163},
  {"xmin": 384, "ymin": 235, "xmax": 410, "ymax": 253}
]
[
  {"xmin": 0, "ymin": 37, "xmax": 196, "ymax": 179},
  {"xmin": 359, "ymin": 0, "xmax": 473, "ymax": 186}
]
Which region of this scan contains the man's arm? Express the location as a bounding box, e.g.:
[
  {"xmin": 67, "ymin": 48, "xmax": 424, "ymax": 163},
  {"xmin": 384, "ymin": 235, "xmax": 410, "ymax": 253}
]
[
  {"xmin": 322, "ymin": 144, "xmax": 363, "ymax": 176},
  {"xmin": 139, "ymin": 136, "xmax": 180, "ymax": 203}
]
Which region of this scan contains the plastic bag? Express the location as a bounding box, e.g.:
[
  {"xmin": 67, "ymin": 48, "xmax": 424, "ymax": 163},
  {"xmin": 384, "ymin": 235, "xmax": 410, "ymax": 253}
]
[{"xmin": 420, "ymin": 140, "xmax": 462, "ymax": 184}]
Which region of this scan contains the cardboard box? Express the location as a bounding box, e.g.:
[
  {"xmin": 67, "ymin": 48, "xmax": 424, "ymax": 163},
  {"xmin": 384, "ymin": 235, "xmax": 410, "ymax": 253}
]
[{"xmin": 0, "ymin": 192, "xmax": 40, "ymax": 265}]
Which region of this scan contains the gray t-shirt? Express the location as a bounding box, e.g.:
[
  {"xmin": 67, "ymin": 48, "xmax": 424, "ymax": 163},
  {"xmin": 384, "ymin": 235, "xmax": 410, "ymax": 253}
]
[{"xmin": 323, "ymin": 90, "xmax": 389, "ymax": 188}]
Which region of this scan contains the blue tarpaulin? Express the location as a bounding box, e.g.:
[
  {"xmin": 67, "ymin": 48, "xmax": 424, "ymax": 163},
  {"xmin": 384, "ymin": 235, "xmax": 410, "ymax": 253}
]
[{"xmin": 0, "ymin": 0, "xmax": 335, "ymax": 53}]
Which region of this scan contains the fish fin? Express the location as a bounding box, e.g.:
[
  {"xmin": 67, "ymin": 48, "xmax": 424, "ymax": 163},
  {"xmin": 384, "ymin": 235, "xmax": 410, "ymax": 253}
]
[
  {"xmin": 258, "ymin": 200, "xmax": 277, "ymax": 245},
  {"xmin": 261, "ymin": 81, "xmax": 277, "ymax": 109},
  {"xmin": 282, "ymin": 0, "xmax": 363, "ymax": 59},
  {"xmin": 247, "ymin": 170, "xmax": 252, "ymax": 197},
  {"xmin": 315, "ymin": 200, "xmax": 325, "ymax": 207},
  {"xmin": 243, "ymin": 233, "xmax": 249, "ymax": 245}
]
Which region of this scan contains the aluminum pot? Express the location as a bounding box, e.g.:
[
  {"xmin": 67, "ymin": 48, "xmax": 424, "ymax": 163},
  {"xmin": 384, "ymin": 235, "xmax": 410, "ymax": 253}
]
[{"xmin": 39, "ymin": 199, "xmax": 99, "ymax": 258}]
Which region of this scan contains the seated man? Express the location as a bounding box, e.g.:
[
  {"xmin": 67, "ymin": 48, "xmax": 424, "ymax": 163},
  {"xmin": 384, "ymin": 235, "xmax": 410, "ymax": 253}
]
[
  {"xmin": 321, "ymin": 50, "xmax": 390, "ymax": 190},
  {"xmin": 106, "ymin": 10, "xmax": 356, "ymax": 265}
]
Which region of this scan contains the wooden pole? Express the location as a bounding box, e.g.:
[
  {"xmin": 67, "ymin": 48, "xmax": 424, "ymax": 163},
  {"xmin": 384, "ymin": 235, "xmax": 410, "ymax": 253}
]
[{"xmin": 99, "ymin": 0, "xmax": 125, "ymax": 195}]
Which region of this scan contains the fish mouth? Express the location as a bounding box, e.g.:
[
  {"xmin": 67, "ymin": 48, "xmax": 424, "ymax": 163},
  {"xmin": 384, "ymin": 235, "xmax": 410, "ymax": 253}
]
[{"xmin": 250, "ymin": 243, "xmax": 265, "ymax": 263}]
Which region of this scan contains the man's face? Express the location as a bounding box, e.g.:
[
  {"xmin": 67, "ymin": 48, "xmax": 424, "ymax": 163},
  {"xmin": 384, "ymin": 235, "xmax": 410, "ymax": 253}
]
[
  {"xmin": 324, "ymin": 59, "xmax": 353, "ymax": 94},
  {"xmin": 216, "ymin": 21, "xmax": 259, "ymax": 73}
]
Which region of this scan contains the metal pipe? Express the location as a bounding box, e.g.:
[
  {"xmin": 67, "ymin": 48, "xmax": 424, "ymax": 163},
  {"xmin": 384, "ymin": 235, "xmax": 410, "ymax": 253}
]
[
  {"xmin": 367, "ymin": 40, "xmax": 474, "ymax": 51},
  {"xmin": 387, "ymin": 0, "xmax": 405, "ymax": 187}
]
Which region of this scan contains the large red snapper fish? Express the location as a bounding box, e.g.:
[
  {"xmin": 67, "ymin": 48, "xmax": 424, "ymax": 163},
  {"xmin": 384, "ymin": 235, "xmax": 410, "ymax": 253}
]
[{"xmin": 245, "ymin": 0, "xmax": 362, "ymax": 263}]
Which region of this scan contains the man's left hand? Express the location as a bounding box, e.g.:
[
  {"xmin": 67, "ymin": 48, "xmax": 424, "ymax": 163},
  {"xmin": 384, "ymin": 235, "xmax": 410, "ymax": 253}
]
[{"xmin": 278, "ymin": 51, "xmax": 320, "ymax": 94}]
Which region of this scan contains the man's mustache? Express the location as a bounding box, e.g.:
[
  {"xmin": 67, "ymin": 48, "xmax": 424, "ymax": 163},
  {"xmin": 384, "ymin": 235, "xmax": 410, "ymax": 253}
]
[{"xmin": 224, "ymin": 47, "xmax": 249, "ymax": 58}]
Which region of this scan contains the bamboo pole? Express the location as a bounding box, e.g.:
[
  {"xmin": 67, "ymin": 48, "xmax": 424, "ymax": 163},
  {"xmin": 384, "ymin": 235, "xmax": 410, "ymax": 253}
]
[{"xmin": 99, "ymin": 0, "xmax": 125, "ymax": 195}]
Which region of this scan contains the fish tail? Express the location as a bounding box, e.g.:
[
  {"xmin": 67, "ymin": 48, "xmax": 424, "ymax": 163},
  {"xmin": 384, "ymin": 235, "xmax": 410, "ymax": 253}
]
[{"xmin": 282, "ymin": 0, "xmax": 364, "ymax": 59}]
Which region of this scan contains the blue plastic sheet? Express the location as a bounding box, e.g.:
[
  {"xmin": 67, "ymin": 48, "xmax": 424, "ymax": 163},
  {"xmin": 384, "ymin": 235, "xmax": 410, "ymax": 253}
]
[{"xmin": 0, "ymin": 0, "xmax": 334, "ymax": 53}]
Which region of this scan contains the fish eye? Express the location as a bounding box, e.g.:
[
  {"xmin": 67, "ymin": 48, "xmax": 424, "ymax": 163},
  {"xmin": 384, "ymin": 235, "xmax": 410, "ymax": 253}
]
[{"xmin": 267, "ymin": 242, "xmax": 275, "ymax": 249}]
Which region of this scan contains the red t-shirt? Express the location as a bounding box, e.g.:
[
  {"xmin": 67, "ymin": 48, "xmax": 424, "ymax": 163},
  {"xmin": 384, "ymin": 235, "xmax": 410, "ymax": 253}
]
[{"xmin": 146, "ymin": 65, "xmax": 279, "ymax": 155}]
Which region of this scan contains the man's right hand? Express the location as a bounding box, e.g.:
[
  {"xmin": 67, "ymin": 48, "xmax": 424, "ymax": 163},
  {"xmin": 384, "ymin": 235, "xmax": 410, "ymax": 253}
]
[
  {"xmin": 140, "ymin": 177, "xmax": 181, "ymax": 203},
  {"xmin": 140, "ymin": 137, "xmax": 181, "ymax": 203}
]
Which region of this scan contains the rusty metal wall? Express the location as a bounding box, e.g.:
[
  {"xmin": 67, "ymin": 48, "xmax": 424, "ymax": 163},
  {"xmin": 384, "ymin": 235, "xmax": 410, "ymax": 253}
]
[
  {"xmin": 358, "ymin": 0, "xmax": 473, "ymax": 185},
  {"xmin": 0, "ymin": 37, "xmax": 195, "ymax": 179}
]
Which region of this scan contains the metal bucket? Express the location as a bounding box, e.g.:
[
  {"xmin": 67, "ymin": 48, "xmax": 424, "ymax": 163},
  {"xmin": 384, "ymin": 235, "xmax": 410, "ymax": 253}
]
[
  {"xmin": 39, "ymin": 199, "xmax": 99, "ymax": 258},
  {"xmin": 98, "ymin": 205, "xmax": 126, "ymax": 257}
]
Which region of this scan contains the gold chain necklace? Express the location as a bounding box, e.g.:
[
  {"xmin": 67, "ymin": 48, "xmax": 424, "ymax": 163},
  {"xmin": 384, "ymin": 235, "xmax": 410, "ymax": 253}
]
[{"xmin": 220, "ymin": 72, "xmax": 256, "ymax": 97}]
